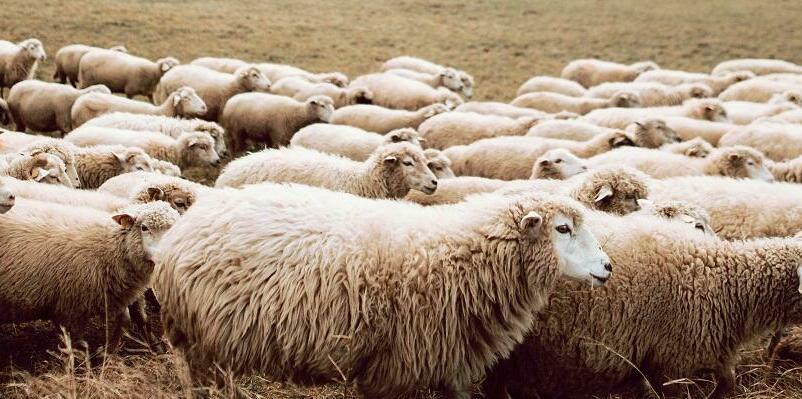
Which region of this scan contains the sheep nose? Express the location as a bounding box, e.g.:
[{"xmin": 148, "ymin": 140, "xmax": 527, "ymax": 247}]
[
  {"xmin": 604, "ymin": 262, "xmax": 613, "ymax": 272},
  {"xmin": 431, "ymin": 179, "xmax": 438, "ymax": 186}
]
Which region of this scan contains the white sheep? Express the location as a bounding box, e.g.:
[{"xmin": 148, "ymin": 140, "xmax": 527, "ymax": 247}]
[
  {"xmin": 350, "ymin": 73, "xmax": 463, "ymax": 110},
  {"xmin": 0, "ymin": 152, "xmax": 71, "ymax": 186},
  {"xmin": 561, "ymin": 58, "xmax": 659, "ymax": 88},
  {"xmin": 74, "ymin": 145, "xmax": 154, "ymax": 189},
  {"xmin": 418, "ymin": 112, "xmax": 541, "ymax": 149},
  {"xmin": 660, "ymin": 137, "xmax": 714, "ymax": 158},
  {"xmin": 531, "ymin": 148, "xmax": 588, "ymax": 179},
  {"xmin": 153, "ymin": 65, "xmax": 271, "ymax": 121},
  {"xmin": 53, "ymin": 44, "xmax": 127, "ymax": 86},
  {"xmin": 381, "ymin": 55, "xmax": 474, "ymax": 98},
  {"xmin": 254, "ymin": 62, "xmax": 348, "ymax": 87},
  {"xmin": 660, "ymin": 116, "xmax": 737, "ymax": 146},
  {"xmin": 511, "ymin": 91, "xmax": 641, "ymax": 114},
  {"xmin": 719, "ymin": 120, "xmax": 802, "ymax": 161},
  {"xmin": 454, "ymin": 101, "xmax": 549, "ymax": 119},
  {"xmin": 384, "ymin": 67, "xmax": 464, "ymax": 94},
  {"xmin": 2, "ymin": 176, "xmax": 130, "ymax": 212},
  {"xmin": 7, "ymin": 80, "xmax": 110, "ymax": 133},
  {"xmin": 215, "ymin": 143, "xmax": 438, "ymax": 199},
  {"xmin": 77, "ymin": 49, "xmax": 179, "ymax": 100},
  {"xmin": 189, "ymin": 56, "xmax": 249, "ymax": 74},
  {"xmin": 526, "ymin": 119, "xmax": 615, "ymax": 141},
  {"xmin": 712, "ymin": 58, "xmax": 802, "ymax": 76},
  {"xmin": 722, "ymin": 100, "xmax": 799, "ymax": 125},
  {"xmin": 272, "ymin": 77, "xmax": 373, "ymax": 108},
  {"xmin": 516, "ymin": 76, "xmax": 588, "ymax": 97},
  {"xmin": 98, "ymin": 171, "xmax": 211, "ymax": 200},
  {"xmin": 290, "ymin": 124, "xmax": 421, "ymax": 161},
  {"xmin": 634, "ymin": 69, "xmax": 755, "ymax": 95},
  {"xmin": 717, "ymin": 77, "xmax": 802, "ymax": 102},
  {"xmin": 329, "ymin": 103, "xmax": 449, "ymax": 134},
  {"xmin": 423, "ymin": 148, "xmax": 455, "ymax": 179},
  {"xmin": 0, "ymin": 38, "xmax": 46, "ymax": 96},
  {"xmin": 70, "ymin": 86, "xmax": 207, "ymax": 128},
  {"xmin": 587, "ymin": 82, "xmax": 712, "ymax": 107},
  {"xmin": 583, "ymin": 98, "xmax": 729, "ymax": 128}
]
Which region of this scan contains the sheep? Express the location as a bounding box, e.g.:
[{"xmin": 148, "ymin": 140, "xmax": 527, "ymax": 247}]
[
  {"xmin": 53, "ymin": 44, "xmax": 127, "ymax": 86},
  {"xmin": 12, "ymin": 137, "xmax": 81, "ymax": 188},
  {"xmin": 350, "ymin": 73, "xmax": 463, "ymax": 110},
  {"xmin": 418, "ymin": 112, "xmax": 541, "ymax": 149},
  {"xmin": 402, "ymin": 176, "xmax": 509, "ymax": 206},
  {"xmin": 189, "ymin": 56, "xmax": 250, "ymax": 74},
  {"xmin": 2, "ymin": 176, "xmax": 130, "ymax": 212},
  {"xmin": 154, "ymin": 182, "xmax": 610, "ymax": 397},
  {"xmin": 516, "ymin": 76, "xmax": 588, "ymax": 97},
  {"xmin": 254, "ymin": 62, "xmax": 348, "ymax": 87},
  {"xmin": 424, "ymin": 149, "xmax": 455, "ymax": 179},
  {"xmin": 583, "ymin": 98, "xmax": 729, "ymax": 128},
  {"xmin": 482, "ymin": 213, "xmax": 802, "ymax": 399},
  {"xmin": 526, "ymin": 119, "xmax": 616, "ymax": 141},
  {"xmin": 712, "ymin": 58, "xmax": 802, "ymax": 76},
  {"xmin": 384, "ymin": 67, "xmax": 464, "ymax": 94},
  {"xmin": 220, "ymin": 93, "xmax": 334, "ymax": 154},
  {"xmin": 771, "ymin": 108, "xmax": 802, "ymax": 123},
  {"xmin": 0, "ymin": 200, "xmax": 179, "ymax": 351},
  {"xmin": 127, "ymin": 179, "xmax": 197, "ymax": 215},
  {"xmin": 271, "ymin": 76, "xmax": 372, "ymax": 108},
  {"xmin": 290, "ymin": 124, "xmax": 421, "ymax": 161},
  {"xmin": 0, "ymin": 177, "xmax": 13, "ymax": 213},
  {"xmin": 329, "ymin": 103, "xmax": 448, "ymax": 134},
  {"xmin": 453, "ymin": 102, "xmax": 549, "ymax": 119},
  {"xmin": 0, "ymin": 38, "xmax": 46, "ymax": 96},
  {"xmin": 718, "ymin": 78, "xmax": 802, "ymax": 102},
  {"xmin": 719, "ymin": 120, "xmax": 802, "ymax": 161},
  {"xmin": 98, "ymin": 171, "xmax": 210, "ymax": 198},
  {"xmin": 77, "ymin": 49, "xmax": 179, "ymax": 100},
  {"xmin": 587, "ymin": 146, "xmax": 774, "ymax": 180},
  {"xmin": 770, "ymin": 89, "xmax": 802, "ymax": 106},
  {"xmin": 81, "ymin": 112, "xmax": 227, "ymax": 158},
  {"xmin": 0, "ymin": 152, "xmax": 71, "ymax": 187},
  {"xmin": 660, "ymin": 116, "xmax": 736, "ymax": 146},
  {"xmin": 511, "ymin": 90, "xmax": 641, "ymax": 114},
  {"xmin": 215, "ymin": 143, "xmax": 438, "ymax": 199},
  {"xmin": 561, "ymin": 58, "xmax": 659, "ymax": 88},
  {"xmin": 634, "ymin": 70, "xmax": 756, "ymax": 95},
  {"xmin": 65, "ymin": 127, "xmax": 220, "ymax": 170},
  {"xmin": 722, "ymin": 100, "xmax": 799, "ymax": 124},
  {"xmin": 150, "ymin": 159, "xmax": 182, "ymax": 177},
  {"xmin": 530, "ymin": 148, "xmax": 588, "ymax": 180},
  {"xmin": 6, "ymin": 80, "xmax": 111, "ymax": 134},
  {"xmin": 380, "ymin": 55, "xmax": 474, "ymax": 98},
  {"xmin": 767, "ymin": 155, "xmax": 802, "ymax": 183},
  {"xmin": 636, "ymin": 198, "xmax": 715, "ymax": 235},
  {"xmin": 153, "ymin": 65, "xmax": 271, "ymax": 121},
  {"xmin": 660, "ymin": 137, "xmax": 714, "ymax": 158},
  {"xmin": 442, "ymin": 132, "xmax": 637, "ymax": 180},
  {"xmin": 74, "ymin": 145, "xmax": 154, "ymax": 189},
  {"xmin": 70, "ymin": 86, "xmax": 207, "ymax": 128},
  {"xmin": 587, "ymin": 82, "xmax": 713, "ymax": 107}
]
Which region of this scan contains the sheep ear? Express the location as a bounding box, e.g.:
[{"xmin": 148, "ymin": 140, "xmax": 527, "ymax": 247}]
[
  {"xmin": 686, "ymin": 148, "xmax": 699, "ymax": 157},
  {"xmin": 594, "ymin": 184, "xmax": 614, "ymax": 203},
  {"xmin": 112, "ymin": 213, "xmax": 135, "ymax": 229},
  {"xmin": 147, "ymin": 187, "xmax": 165, "ymax": 201},
  {"xmin": 173, "ymin": 93, "xmax": 182, "ymax": 107},
  {"xmin": 636, "ymin": 198, "xmax": 654, "ymax": 212},
  {"xmin": 161, "ymin": 62, "xmax": 172, "ymax": 72},
  {"xmin": 727, "ymin": 153, "xmax": 742, "ymax": 162},
  {"xmin": 383, "ymin": 155, "xmax": 398, "ymax": 164},
  {"xmin": 519, "ymin": 211, "xmax": 543, "ymax": 240},
  {"xmin": 33, "ymin": 167, "xmax": 50, "ymax": 181},
  {"xmin": 112, "ymin": 151, "xmax": 127, "ymax": 163},
  {"xmin": 610, "ymin": 133, "xmax": 634, "ymax": 148}
]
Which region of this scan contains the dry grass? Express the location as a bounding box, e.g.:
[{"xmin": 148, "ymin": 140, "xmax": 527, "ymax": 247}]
[{"xmin": 3, "ymin": 0, "xmax": 802, "ymax": 397}]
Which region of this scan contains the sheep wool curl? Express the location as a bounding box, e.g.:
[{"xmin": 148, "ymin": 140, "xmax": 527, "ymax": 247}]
[
  {"xmin": 77, "ymin": 49, "xmax": 179, "ymax": 99},
  {"xmin": 0, "ymin": 38, "xmax": 46, "ymax": 94},
  {"xmin": 154, "ymin": 182, "xmax": 610, "ymax": 398},
  {"xmin": 329, "ymin": 103, "xmax": 449, "ymax": 134},
  {"xmin": 418, "ymin": 112, "xmax": 541, "ymax": 149},
  {"xmin": 349, "ymin": 73, "xmax": 463, "ymax": 111},
  {"xmin": 290, "ymin": 124, "xmax": 421, "ymax": 162},
  {"xmin": 220, "ymin": 92, "xmax": 334, "ymax": 155},
  {"xmin": 530, "ymin": 148, "xmax": 587, "ymax": 180},
  {"xmin": 215, "ymin": 142, "xmax": 438, "ymax": 199},
  {"xmin": 423, "ymin": 148, "xmax": 455, "ymax": 179},
  {"xmin": 768, "ymin": 155, "xmax": 802, "ymax": 183},
  {"xmin": 70, "ymin": 86, "xmax": 208, "ymax": 128},
  {"xmin": 516, "ymin": 75, "xmax": 588, "ymax": 97},
  {"xmin": 54, "ymin": 44, "xmax": 127, "ymax": 86},
  {"xmin": 6, "ymin": 80, "xmax": 111, "ymax": 134},
  {"xmin": 560, "ymin": 58, "xmax": 659, "ymax": 88},
  {"xmin": 0, "ymin": 200, "xmax": 179, "ymax": 350},
  {"xmin": 482, "ymin": 211, "xmax": 802, "ymax": 399}
]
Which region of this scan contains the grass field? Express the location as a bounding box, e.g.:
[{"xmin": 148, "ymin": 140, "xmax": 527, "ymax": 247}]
[{"xmin": 3, "ymin": 0, "xmax": 802, "ymax": 397}]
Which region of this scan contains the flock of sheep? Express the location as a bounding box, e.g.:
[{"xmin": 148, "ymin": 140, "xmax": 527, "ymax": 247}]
[{"xmin": 3, "ymin": 36, "xmax": 802, "ymax": 399}]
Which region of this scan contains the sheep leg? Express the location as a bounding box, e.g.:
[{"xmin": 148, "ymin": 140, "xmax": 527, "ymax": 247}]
[
  {"xmin": 441, "ymin": 383, "xmax": 471, "ymax": 399},
  {"xmin": 105, "ymin": 310, "xmax": 131, "ymax": 354},
  {"xmin": 128, "ymin": 297, "xmax": 154, "ymax": 349},
  {"xmin": 766, "ymin": 328, "xmax": 785, "ymax": 361},
  {"xmin": 708, "ymin": 366, "xmax": 736, "ymax": 399}
]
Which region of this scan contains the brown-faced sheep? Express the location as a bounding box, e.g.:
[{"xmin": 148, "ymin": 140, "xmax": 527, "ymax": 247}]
[
  {"xmin": 561, "ymin": 59, "xmax": 659, "ymax": 88},
  {"xmin": 454, "ymin": 101, "xmax": 549, "ymax": 119},
  {"xmin": 215, "ymin": 143, "xmax": 438, "ymax": 199},
  {"xmin": 54, "ymin": 44, "xmax": 127, "ymax": 86},
  {"xmin": 418, "ymin": 112, "xmax": 541, "ymax": 149},
  {"xmin": 424, "ymin": 149, "xmax": 455, "ymax": 179},
  {"xmin": 384, "ymin": 67, "xmax": 464, "ymax": 94},
  {"xmin": 0, "ymin": 38, "xmax": 46, "ymax": 96},
  {"xmin": 587, "ymin": 82, "xmax": 713, "ymax": 107},
  {"xmin": 511, "ymin": 91, "xmax": 641, "ymax": 114},
  {"xmin": 712, "ymin": 58, "xmax": 802, "ymax": 76},
  {"xmin": 124, "ymin": 176, "xmax": 198, "ymax": 214},
  {"xmin": 153, "ymin": 65, "xmax": 271, "ymax": 121},
  {"xmin": 380, "ymin": 55, "xmax": 474, "ymax": 98},
  {"xmin": 583, "ymin": 98, "xmax": 729, "ymax": 128},
  {"xmin": 329, "ymin": 103, "xmax": 448, "ymax": 134},
  {"xmin": 65, "ymin": 127, "xmax": 220, "ymax": 170},
  {"xmin": 155, "ymin": 183, "xmax": 610, "ymax": 397},
  {"xmin": 717, "ymin": 77, "xmax": 802, "ymax": 102},
  {"xmin": 220, "ymin": 92, "xmax": 334, "ymax": 154},
  {"xmin": 350, "ymin": 73, "xmax": 463, "ymax": 110},
  {"xmin": 74, "ymin": 145, "xmax": 154, "ymax": 189},
  {"xmin": 290, "ymin": 124, "xmax": 421, "ymax": 161},
  {"xmin": 530, "ymin": 148, "xmax": 588, "ymax": 180},
  {"xmin": 77, "ymin": 49, "xmax": 179, "ymax": 100},
  {"xmin": 189, "ymin": 56, "xmax": 249, "ymax": 74},
  {"xmin": 7, "ymin": 80, "xmax": 110, "ymax": 134},
  {"xmin": 255, "ymin": 62, "xmax": 348, "ymax": 87},
  {"xmin": 719, "ymin": 120, "xmax": 802, "ymax": 161},
  {"xmin": 660, "ymin": 137, "xmax": 714, "ymax": 158},
  {"xmin": 634, "ymin": 70, "xmax": 755, "ymax": 95},
  {"xmin": 0, "ymin": 200, "xmax": 179, "ymax": 351},
  {"xmin": 516, "ymin": 76, "xmax": 588, "ymax": 97},
  {"xmin": 0, "ymin": 152, "xmax": 71, "ymax": 187},
  {"xmin": 70, "ymin": 87, "xmax": 207, "ymax": 128}
]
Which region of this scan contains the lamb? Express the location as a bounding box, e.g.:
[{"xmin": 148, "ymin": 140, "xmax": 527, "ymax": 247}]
[
  {"xmin": 6, "ymin": 80, "xmax": 111, "ymax": 134},
  {"xmin": 717, "ymin": 78, "xmax": 802, "ymax": 102},
  {"xmin": 81, "ymin": 112, "xmax": 227, "ymax": 157},
  {"xmin": 65, "ymin": 127, "xmax": 220, "ymax": 170},
  {"xmin": 660, "ymin": 137, "xmax": 714, "ymax": 158},
  {"xmin": 220, "ymin": 93, "xmax": 334, "ymax": 154},
  {"xmin": 77, "ymin": 49, "xmax": 179, "ymax": 100},
  {"xmin": 349, "ymin": 73, "xmax": 463, "ymax": 110},
  {"xmin": 424, "ymin": 149, "xmax": 455, "ymax": 179},
  {"xmin": 453, "ymin": 102, "xmax": 549, "ymax": 119},
  {"xmin": 634, "ymin": 70, "xmax": 756, "ymax": 95},
  {"xmin": 153, "ymin": 65, "xmax": 271, "ymax": 121},
  {"xmin": 561, "ymin": 58, "xmax": 659, "ymax": 88},
  {"xmin": 2, "ymin": 177, "xmax": 130, "ymax": 212},
  {"xmin": 587, "ymin": 146, "xmax": 774, "ymax": 180},
  {"xmin": 329, "ymin": 103, "xmax": 448, "ymax": 134},
  {"xmin": 583, "ymin": 98, "xmax": 729, "ymax": 128},
  {"xmin": 154, "ymin": 182, "xmax": 610, "ymax": 397},
  {"xmin": 215, "ymin": 143, "xmax": 438, "ymax": 199},
  {"xmin": 482, "ymin": 212, "xmax": 802, "ymax": 399},
  {"xmin": 719, "ymin": 120, "xmax": 802, "ymax": 161},
  {"xmin": 70, "ymin": 86, "xmax": 207, "ymax": 128},
  {"xmin": 189, "ymin": 56, "xmax": 249, "ymax": 74},
  {"xmin": 712, "ymin": 58, "xmax": 802, "ymax": 76},
  {"xmin": 587, "ymin": 82, "xmax": 713, "ymax": 107},
  {"xmin": 290, "ymin": 124, "xmax": 421, "ymax": 161},
  {"xmin": 380, "ymin": 55, "xmax": 475, "ymax": 98},
  {"xmin": 254, "ymin": 62, "xmax": 348, "ymax": 87},
  {"xmin": 511, "ymin": 91, "xmax": 640, "ymax": 114},
  {"xmin": 442, "ymin": 129, "xmax": 661, "ymax": 180},
  {"xmin": 0, "ymin": 152, "xmax": 71, "ymax": 187},
  {"xmin": 384, "ymin": 67, "xmax": 464, "ymax": 94},
  {"xmin": 661, "ymin": 116, "xmax": 736, "ymax": 145},
  {"xmin": 53, "ymin": 44, "xmax": 127, "ymax": 86},
  {"xmin": 0, "ymin": 200, "xmax": 179, "ymax": 351},
  {"xmin": 530, "ymin": 148, "xmax": 587, "ymax": 179},
  {"xmin": 516, "ymin": 76, "xmax": 588, "ymax": 97},
  {"xmin": 722, "ymin": 100, "xmax": 799, "ymax": 124},
  {"xmin": 0, "ymin": 38, "xmax": 46, "ymax": 96},
  {"xmin": 418, "ymin": 112, "xmax": 541, "ymax": 149},
  {"xmin": 74, "ymin": 145, "xmax": 154, "ymax": 189}
]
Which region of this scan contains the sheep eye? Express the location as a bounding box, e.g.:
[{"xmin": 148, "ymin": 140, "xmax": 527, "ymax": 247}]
[
  {"xmin": 695, "ymin": 223, "xmax": 705, "ymax": 231},
  {"xmin": 141, "ymin": 225, "xmax": 149, "ymax": 232},
  {"xmin": 747, "ymin": 160, "xmax": 755, "ymax": 165},
  {"xmin": 554, "ymin": 159, "xmax": 563, "ymax": 164},
  {"xmin": 402, "ymin": 161, "xmax": 413, "ymax": 166},
  {"xmin": 555, "ymin": 224, "xmax": 571, "ymax": 234}
]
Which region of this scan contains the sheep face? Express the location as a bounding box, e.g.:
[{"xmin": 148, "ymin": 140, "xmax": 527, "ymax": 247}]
[
  {"xmin": 379, "ymin": 144, "xmax": 438, "ymax": 195},
  {"xmin": 423, "ymin": 149, "xmax": 455, "ymax": 179},
  {"xmin": 701, "ymin": 102, "xmax": 729, "ymax": 122},
  {"xmin": 307, "ymin": 96, "xmax": 335, "ymax": 122},
  {"xmin": 421, "ymin": 103, "xmax": 449, "ymax": 118},
  {"xmin": 771, "ymin": 90, "xmax": 802, "ymax": 106},
  {"xmin": 19, "ymin": 38, "xmax": 46, "ymax": 61},
  {"xmin": 318, "ymin": 72, "xmax": 349, "ymax": 88},
  {"xmin": 349, "ymin": 87, "xmax": 373, "ymax": 105},
  {"xmin": 628, "ymin": 118, "xmax": 681, "ymax": 148},
  {"xmin": 156, "ymin": 57, "xmax": 180, "ymax": 74},
  {"xmin": 549, "ymin": 213, "xmax": 612, "ymax": 286},
  {"xmin": 637, "ymin": 199, "xmax": 715, "ymax": 236},
  {"xmin": 437, "ymin": 88, "xmax": 464, "ymax": 109},
  {"xmin": 730, "ymin": 70, "xmax": 756, "ymax": 83},
  {"xmin": 384, "ymin": 128, "xmax": 421, "ymax": 147},
  {"xmin": 138, "ymin": 185, "xmax": 195, "ymax": 215},
  {"xmin": 114, "ymin": 148, "xmax": 153, "ymax": 173},
  {"xmin": 237, "ymin": 67, "xmax": 272, "ymax": 93},
  {"xmin": 0, "ymin": 183, "xmax": 14, "ymax": 214},
  {"xmin": 715, "ymin": 147, "xmax": 774, "ymax": 182},
  {"xmin": 29, "ymin": 153, "xmax": 72, "ymax": 187},
  {"xmin": 577, "ymin": 167, "xmax": 649, "ymax": 215},
  {"xmin": 195, "ymin": 122, "xmax": 227, "ymax": 158},
  {"xmin": 182, "ymin": 132, "xmax": 220, "ymax": 167},
  {"xmin": 80, "ymin": 84, "xmax": 112, "ymax": 95},
  {"xmin": 531, "ymin": 149, "xmax": 587, "ymax": 180},
  {"xmin": 687, "ymin": 83, "xmax": 713, "ymax": 99},
  {"xmin": 439, "ymin": 68, "xmax": 464, "ymax": 93},
  {"xmin": 173, "ymin": 87, "xmax": 207, "ymax": 117},
  {"xmin": 610, "ymin": 91, "xmax": 641, "ymax": 108},
  {"xmin": 113, "ymin": 202, "xmax": 180, "ymax": 264},
  {"xmin": 458, "ymin": 71, "xmax": 474, "ymax": 99}
]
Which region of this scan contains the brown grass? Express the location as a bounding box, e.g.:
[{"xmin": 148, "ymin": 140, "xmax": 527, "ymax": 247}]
[{"xmin": 3, "ymin": 0, "xmax": 802, "ymax": 397}]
